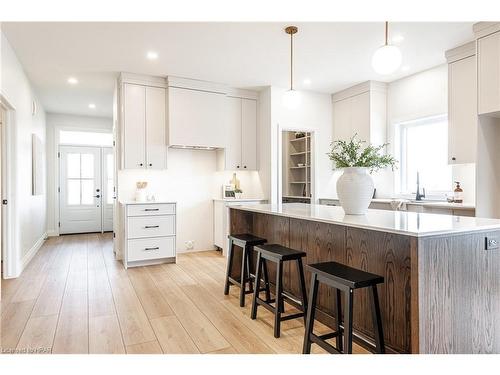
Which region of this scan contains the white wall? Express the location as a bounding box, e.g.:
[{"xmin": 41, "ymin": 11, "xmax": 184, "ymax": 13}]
[
  {"xmin": 258, "ymin": 86, "xmax": 334, "ymax": 204},
  {"xmin": 386, "ymin": 64, "xmax": 476, "ymax": 203},
  {"xmin": 1, "ymin": 31, "xmax": 47, "ymax": 275},
  {"xmin": 45, "ymin": 113, "xmax": 113, "ymax": 234},
  {"xmin": 118, "ymin": 148, "xmax": 263, "ymax": 252}
]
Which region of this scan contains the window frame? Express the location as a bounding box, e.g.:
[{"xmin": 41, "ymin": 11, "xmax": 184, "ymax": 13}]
[{"xmin": 396, "ymin": 114, "xmax": 451, "ymax": 200}]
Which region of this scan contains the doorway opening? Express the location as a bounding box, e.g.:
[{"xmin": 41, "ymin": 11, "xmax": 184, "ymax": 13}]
[
  {"xmin": 277, "ymin": 127, "xmax": 316, "ymax": 204},
  {"xmin": 57, "ymin": 130, "xmax": 114, "ymax": 234}
]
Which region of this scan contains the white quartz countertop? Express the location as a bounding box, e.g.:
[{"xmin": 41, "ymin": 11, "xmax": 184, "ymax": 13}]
[
  {"xmin": 319, "ymin": 197, "xmax": 475, "ymax": 210},
  {"xmin": 119, "ymin": 200, "xmax": 177, "ymax": 205},
  {"xmin": 213, "ymin": 198, "xmax": 267, "ymax": 202},
  {"xmin": 231, "ymin": 203, "xmax": 500, "ymax": 237}
]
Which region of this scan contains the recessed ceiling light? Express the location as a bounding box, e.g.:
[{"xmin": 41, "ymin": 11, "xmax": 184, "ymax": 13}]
[
  {"xmin": 67, "ymin": 77, "xmax": 78, "ymax": 85},
  {"xmin": 147, "ymin": 51, "xmax": 158, "ymax": 60},
  {"xmin": 392, "ymin": 35, "xmax": 404, "ymax": 44},
  {"xmin": 401, "ymin": 65, "xmax": 410, "ymax": 72},
  {"xmin": 88, "ymin": 103, "xmax": 96, "ymax": 109},
  {"xmin": 303, "ymin": 78, "xmax": 311, "ymax": 85}
]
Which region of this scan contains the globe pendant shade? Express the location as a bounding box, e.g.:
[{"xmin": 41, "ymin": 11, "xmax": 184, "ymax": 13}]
[
  {"xmin": 282, "ymin": 89, "xmax": 301, "ymax": 109},
  {"xmin": 372, "ymin": 44, "xmax": 402, "ymax": 75}
]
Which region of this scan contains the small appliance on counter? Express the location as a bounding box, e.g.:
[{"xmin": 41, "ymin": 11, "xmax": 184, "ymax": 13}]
[{"xmin": 222, "ymin": 184, "xmax": 236, "ymax": 199}]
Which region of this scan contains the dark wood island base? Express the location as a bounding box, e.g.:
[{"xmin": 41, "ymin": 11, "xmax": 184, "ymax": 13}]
[{"xmin": 229, "ymin": 206, "xmax": 500, "ymax": 354}]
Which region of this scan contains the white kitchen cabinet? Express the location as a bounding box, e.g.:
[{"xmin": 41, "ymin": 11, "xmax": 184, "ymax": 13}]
[
  {"xmin": 446, "ymin": 42, "xmax": 477, "ymax": 164},
  {"xmin": 213, "ymin": 199, "xmax": 267, "ymax": 255},
  {"xmin": 121, "ymin": 202, "xmax": 176, "ymax": 268},
  {"xmin": 120, "ymin": 76, "xmax": 167, "ymax": 170},
  {"xmin": 218, "ymin": 94, "xmax": 258, "ymax": 171},
  {"xmin": 167, "ymin": 85, "xmax": 227, "ymax": 148},
  {"xmin": 477, "ymin": 31, "xmax": 500, "ymax": 115},
  {"xmin": 332, "ymin": 81, "xmax": 386, "ymax": 146}
]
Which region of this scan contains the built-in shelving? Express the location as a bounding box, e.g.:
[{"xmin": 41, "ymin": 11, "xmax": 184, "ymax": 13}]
[{"xmin": 282, "ymin": 131, "xmax": 312, "ymax": 200}]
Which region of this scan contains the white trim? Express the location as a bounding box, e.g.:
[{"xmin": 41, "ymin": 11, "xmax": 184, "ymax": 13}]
[
  {"xmin": 20, "ymin": 232, "xmax": 47, "ymax": 274},
  {"xmin": 0, "ymin": 94, "xmax": 18, "ymax": 279},
  {"xmin": 47, "ymin": 230, "xmax": 59, "ymax": 237}
]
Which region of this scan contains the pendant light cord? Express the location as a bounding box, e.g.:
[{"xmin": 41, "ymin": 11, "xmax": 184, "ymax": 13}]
[{"xmin": 290, "ymin": 30, "xmax": 294, "ymax": 90}]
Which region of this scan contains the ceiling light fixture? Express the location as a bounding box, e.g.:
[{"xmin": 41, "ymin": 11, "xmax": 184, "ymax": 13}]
[
  {"xmin": 67, "ymin": 77, "xmax": 78, "ymax": 85},
  {"xmin": 401, "ymin": 65, "xmax": 410, "ymax": 72},
  {"xmin": 372, "ymin": 22, "xmax": 402, "ymax": 75},
  {"xmin": 303, "ymin": 78, "xmax": 311, "ymax": 86},
  {"xmin": 147, "ymin": 51, "xmax": 158, "ymax": 60},
  {"xmin": 282, "ymin": 25, "xmax": 301, "ymax": 109},
  {"xmin": 88, "ymin": 103, "xmax": 96, "ymax": 109}
]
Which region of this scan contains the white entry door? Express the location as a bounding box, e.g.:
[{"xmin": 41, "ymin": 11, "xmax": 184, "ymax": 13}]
[{"xmin": 60, "ymin": 146, "xmax": 104, "ymax": 234}]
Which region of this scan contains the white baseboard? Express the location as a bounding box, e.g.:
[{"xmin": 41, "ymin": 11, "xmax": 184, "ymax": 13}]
[
  {"xmin": 47, "ymin": 229, "xmax": 59, "ymax": 237},
  {"xmin": 21, "ymin": 232, "xmax": 47, "ymax": 272}
]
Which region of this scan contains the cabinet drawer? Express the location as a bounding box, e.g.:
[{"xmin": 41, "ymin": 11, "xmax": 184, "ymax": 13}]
[
  {"xmin": 127, "ymin": 203, "xmax": 175, "ymax": 217},
  {"xmin": 127, "ymin": 237, "xmax": 175, "ymax": 262},
  {"xmin": 128, "ymin": 215, "xmax": 175, "ymax": 239}
]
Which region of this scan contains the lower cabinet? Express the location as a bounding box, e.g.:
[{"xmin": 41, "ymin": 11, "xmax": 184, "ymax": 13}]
[{"xmin": 121, "ymin": 202, "xmax": 176, "ymax": 268}]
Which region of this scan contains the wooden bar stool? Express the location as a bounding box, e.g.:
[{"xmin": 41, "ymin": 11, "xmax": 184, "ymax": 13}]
[
  {"xmin": 224, "ymin": 234, "xmax": 268, "ymax": 307},
  {"xmin": 303, "ymin": 262, "xmax": 385, "ymax": 354},
  {"xmin": 250, "ymin": 244, "xmax": 308, "ymax": 338}
]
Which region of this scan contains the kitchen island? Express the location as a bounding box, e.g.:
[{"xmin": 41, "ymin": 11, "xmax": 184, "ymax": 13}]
[{"xmin": 229, "ymin": 203, "xmax": 500, "ymax": 354}]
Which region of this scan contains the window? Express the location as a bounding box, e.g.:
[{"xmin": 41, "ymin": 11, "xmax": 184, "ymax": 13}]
[
  {"xmin": 59, "ymin": 130, "xmax": 112, "ymax": 147},
  {"xmin": 66, "ymin": 152, "xmax": 95, "ymax": 205},
  {"xmin": 397, "ymin": 115, "xmax": 452, "ymax": 198}
]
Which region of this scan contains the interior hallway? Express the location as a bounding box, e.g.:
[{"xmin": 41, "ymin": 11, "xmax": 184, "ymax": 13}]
[{"xmin": 0, "ymin": 233, "xmax": 367, "ymax": 354}]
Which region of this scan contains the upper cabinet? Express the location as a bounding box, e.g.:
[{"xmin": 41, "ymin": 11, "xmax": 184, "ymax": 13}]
[
  {"xmin": 332, "ymin": 81, "xmax": 387, "ymax": 146},
  {"xmin": 166, "ymin": 77, "xmax": 228, "ymax": 148},
  {"xmin": 217, "ymin": 90, "xmax": 259, "ymax": 171},
  {"xmin": 474, "ymin": 23, "xmax": 500, "ymax": 116},
  {"xmin": 446, "ymin": 42, "xmax": 477, "ymax": 165},
  {"xmin": 118, "ymin": 74, "xmax": 167, "ymax": 170}
]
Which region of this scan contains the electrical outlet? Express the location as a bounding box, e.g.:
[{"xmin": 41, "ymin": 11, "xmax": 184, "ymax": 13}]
[
  {"xmin": 185, "ymin": 240, "xmax": 194, "ymax": 250},
  {"xmin": 485, "ymin": 237, "xmax": 499, "ymax": 250}
]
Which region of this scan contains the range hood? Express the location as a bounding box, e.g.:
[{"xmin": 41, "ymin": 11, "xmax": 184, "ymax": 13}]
[{"xmin": 169, "ymin": 145, "xmax": 220, "ymax": 151}]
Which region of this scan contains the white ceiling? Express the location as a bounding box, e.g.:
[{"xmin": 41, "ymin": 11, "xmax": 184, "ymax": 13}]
[{"xmin": 2, "ymin": 22, "xmax": 474, "ymax": 118}]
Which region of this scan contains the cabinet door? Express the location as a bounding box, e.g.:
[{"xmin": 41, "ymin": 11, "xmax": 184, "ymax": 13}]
[
  {"xmin": 478, "ymin": 32, "xmax": 500, "ymax": 115},
  {"xmin": 225, "ymin": 96, "xmax": 242, "ymax": 170},
  {"xmin": 332, "ymin": 98, "xmax": 352, "ymax": 142},
  {"xmin": 448, "ymin": 56, "xmax": 477, "ymax": 164},
  {"xmin": 145, "ymin": 86, "xmax": 167, "ymax": 169},
  {"xmin": 350, "ymin": 92, "xmax": 371, "ymax": 142},
  {"xmin": 241, "ymin": 98, "xmax": 258, "ymax": 170},
  {"xmin": 168, "ymin": 87, "xmax": 227, "ymax": 148},
  {"xmin": 123, "ymin": 84, "xmax": 146, "ymax": 169}
]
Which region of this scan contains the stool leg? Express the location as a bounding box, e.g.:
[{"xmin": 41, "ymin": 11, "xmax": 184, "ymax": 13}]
[
  {"xmin": 370, "ymin": 285, "xmax": 385, "ymax": 354},
  {"xmin": 239, "ymin": 245, "xmax": 248, "ymax": 307},
  {"xmin": 296, "ymin": 258, "xmax": 308, "ymax": 325},
  {"xmin": 223, "ymin": 239, "xmax": 234, "ymax": 295},
  {"xmin": 335, "ymin": 288, "xmax": 343, "ymax": 352},
  {"xmin": 302, "ymin": 273, "xmax": 319, "ymax": 354},
  {"xmin": 246, "ymin": 246, "xmax": 254, "ymax": 293},
  {"xmin": 250, "ymin": 252, "xmax": 262, "ymax": 320},
  {"xmin": 262, "ymin": 259, "xmax": 271, "ymax": 302},
  {"xmin": 274, "ymin": 260, "xmax": 283, "ymax": 338},
  {"xmin": 344, "ymin": 288, "xmax": 354, "ymax": 354}
]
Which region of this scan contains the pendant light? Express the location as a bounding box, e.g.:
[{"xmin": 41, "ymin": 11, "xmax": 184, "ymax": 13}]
[
  {"xmin": 282, "ymin": 25, "xmax": 301, "ymax": 109},
  {"xmin": 372, "ymin": 21, "xmax": 402, "ymax": 75}
]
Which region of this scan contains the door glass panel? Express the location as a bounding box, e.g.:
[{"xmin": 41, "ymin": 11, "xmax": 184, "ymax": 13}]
[
  {"xmin": 81, "ymin": 179, "xmax": 94, "ymax": 205},
  {"xmin": 81, "ymin": 153, "xmax": 94, "ymax": 179},
  {"xmin": 67, "ymin": 179, "xmax": 80, "ymax": 205},
  {"xmin": 106, "ymin": 154, "xmax": 114, "ymax": 176},
  {"xmin": 67, "ymin": 154, "xmax": 80, "ymax": 178},
  {"xmin": 107, "ymin": 180, "xmax": 113, "ymax": 204}
]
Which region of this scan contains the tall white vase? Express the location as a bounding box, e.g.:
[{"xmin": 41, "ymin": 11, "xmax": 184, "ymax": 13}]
[{"xmin": 336, "ymin": 167, "xmax": 374, "ymax": 215}]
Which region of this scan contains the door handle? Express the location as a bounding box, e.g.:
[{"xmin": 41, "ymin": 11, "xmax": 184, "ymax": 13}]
[{"xmin": 94, "ymin": 195, "xmax": 101, "ymax": 198}]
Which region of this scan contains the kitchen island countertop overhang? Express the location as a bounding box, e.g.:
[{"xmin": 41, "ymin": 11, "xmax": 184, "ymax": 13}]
[{"xmin": 229, "ymin": 203, "xmax": 500, "ymax": 237}]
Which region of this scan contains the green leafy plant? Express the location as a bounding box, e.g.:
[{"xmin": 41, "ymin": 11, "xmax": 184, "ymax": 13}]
[
  {"xmin": 327, "ymin": 134, "xmax": 397, "ymax": 173},
  {"xmin": 234, "ymin": 188, "xmax": 243, "ymax": 194}
]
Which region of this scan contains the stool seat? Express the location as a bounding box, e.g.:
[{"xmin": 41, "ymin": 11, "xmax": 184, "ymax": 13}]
[
  {"xmin": 255, "ymin": 244, "xmax": 306, "ymax": 261},
  {"xmin": 229, "ymin": 233, "xmax": 267, "ymax": 247},
  {"xmin": 306, "ymin": 262, "xmax": 384, "ymax": 289}
]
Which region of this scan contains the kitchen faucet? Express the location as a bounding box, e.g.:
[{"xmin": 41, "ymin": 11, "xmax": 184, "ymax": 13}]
[{"xmin": 415, "ymin": 171, "xmax": 426, "ymax": 201}]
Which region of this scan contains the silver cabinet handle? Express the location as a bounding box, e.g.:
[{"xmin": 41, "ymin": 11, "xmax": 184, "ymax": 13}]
[
  {"xmin": 144, "ymin": 247, "xmax": 159, "ymax": 251},
  {"xmin": 144, "ymin": 225, "xmax": 159, "ymax": 229}
]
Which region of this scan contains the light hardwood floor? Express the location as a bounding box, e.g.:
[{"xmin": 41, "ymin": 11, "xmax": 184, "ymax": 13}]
[{"xmin": 1, "ymin": 233, "xmax": 367, "ymax": 354}]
